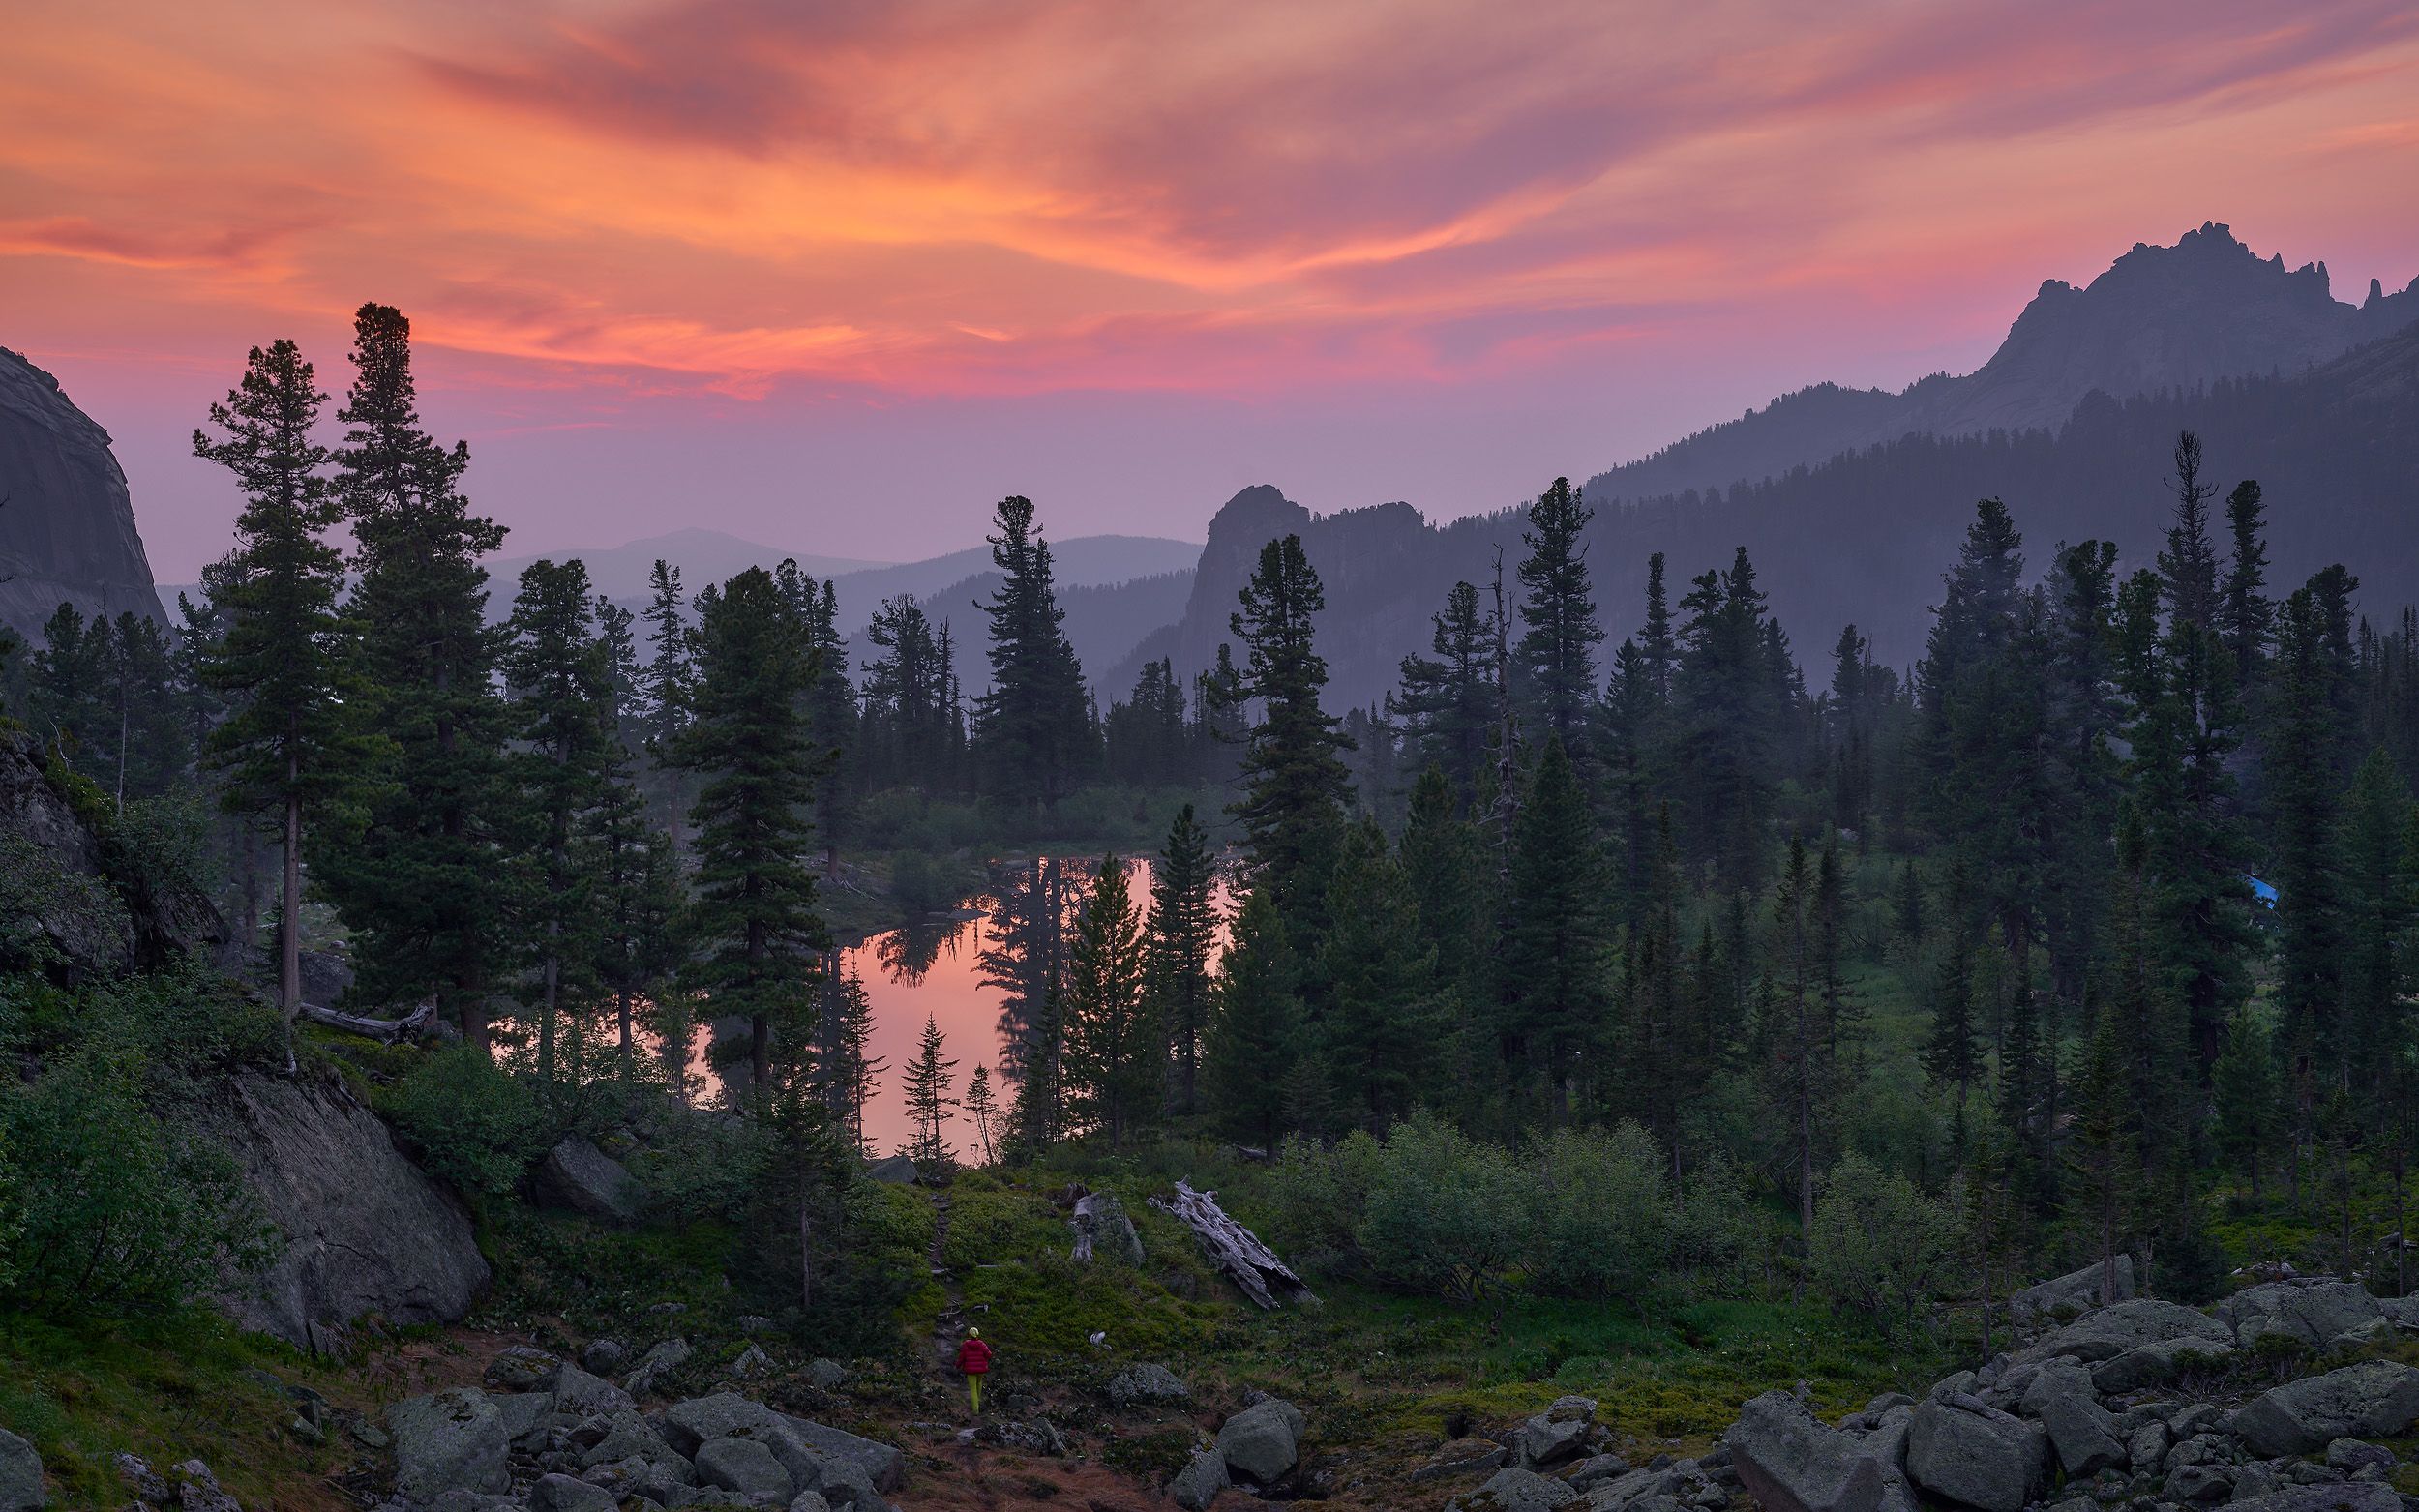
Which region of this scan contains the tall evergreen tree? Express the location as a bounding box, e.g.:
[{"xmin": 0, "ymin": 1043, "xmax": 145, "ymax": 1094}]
[
  {"xmin": 2222, "ymin": 480, "xmax": 2271, "ymax": 686},
  {"xmin": 1497, "ymin": 736, "xmax": 1613, "ymax": 1119},
  {"xmin": 2158, "ymin": 431, "xmax": 2222, "ymax": 632},
  {"xmin": 639, "ymin": 558, "xmax": 695, "ymax": 845},
  {"xmin": 321, "ymin": 304, "xmax": 514, "ymax": 1048},
  {"xmin": 1062, "ymin": 855, "xmax": 1152, "ymax": 1142},
  {"xmin": 1318, "ymin": 818, "xmax": 1445, "ymax": 1128},
  {"xmin": 1229, "ymin": 534, "xmax": 1355, "ymax": 917},
  {"xmin": 1514, "ymin": 478, "xmax": 1603, "ymax": 756},
  {"xmin": 672, "ymin": 567, "xmax": 830, "ymax": 1089},
  {"xmin": 1204, "ymin": 886, "xmax": 1299, "ymax": 1148},
  {"xmin": 1145, "ymin": 805, "xmax": 1219, "ymax": 1116},
  {"xmin": 1390, "ymin": 580, "xmax": 1499, "ymax": 802},
  {"xmin": 973, "ymin": 496, "xmax": 1093, "ymax": 811},
  {"xmin": 900, "ymin": 1015, "xmax": 959, "ymax": 1164}
]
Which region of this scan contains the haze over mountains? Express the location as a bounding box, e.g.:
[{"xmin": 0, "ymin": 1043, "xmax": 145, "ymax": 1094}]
[{"xmin": 6, "ymin": 223, "xmax": 2416, "ymax": 709}]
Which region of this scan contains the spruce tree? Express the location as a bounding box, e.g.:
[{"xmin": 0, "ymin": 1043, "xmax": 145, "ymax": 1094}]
[
  {"xmin": 503, "ymin": 558, "xmax": 616, "ymax": 1084},
  {"xmin": 672, "ymin": 567, "xmax": 830, "ymax": 1090},
  {"xmin": 900, "ymin": 1015, "xmax": 959, "ymax": 1164},
  {"xmin": 1497, "ymin": 736, "xmax": 1613, "ymax": 1119},
  {"xmin": 2268, "ymin": 585, "xmax": 2347, "ymax": 1088},
  {"xmin": 2158, "ymin": 431, "xmax": 2221, "ymax": 631},
  {"xmin": 1144, "ymin": 805, "xmax": 1218, "ymax": 1116},
  {"xmin": 1062, "ymin": 854, "xmax": 1151, "ymax": 1142},
  {"xmin": 963, "ymin": 1063, "xmax": 1001, "ymax": 1166},
  {"xmin": 1390, "ymin": 580, "xmax": 1498, "ymax": 802},
  {"xmin": 322, "ymin": 304, "xmax": 514, "ymax": 1047},
  {"xmin": 2211, "ymin": 1006, "xmax": 2285, "ymax": 1201},
  {"xmin": 638, "ymin": 559, "xmax": 695, "ymax": 845},
  {"xmin": 1204, "ymin": 886, "xmax": 1299, "ymax": 1148},
  {"xmin": 2222, "ymin": 480, "xmax": 2271, "ymax": 686},
  {"xmin": 973, "ymin": 496, "xmax": 1093, "ymax": 812},
  {"xmin": 1318, "ymin": 818, "xmax": 1445, "ymax": 1128},
  {"xmin": 183, "ymin": 347, "xmax": 361, "ymax": 1034},
  {"xmin": 1228, "ymin": 534, "xmax": 1354, "ymax": 916},
  {"xmin": 1514, "ymin": 478, "xmax": 1603, "ymax": 756}
]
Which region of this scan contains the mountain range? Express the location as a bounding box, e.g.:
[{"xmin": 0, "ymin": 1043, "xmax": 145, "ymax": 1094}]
[{"xmin": 7, "ymin": 222, "xmax": 2417, "ymax": 712}]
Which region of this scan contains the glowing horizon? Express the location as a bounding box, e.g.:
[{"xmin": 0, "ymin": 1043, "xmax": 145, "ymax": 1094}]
[{"xmin": 8, "ymin": 0, "xmax": 2418, "ymax": 579}]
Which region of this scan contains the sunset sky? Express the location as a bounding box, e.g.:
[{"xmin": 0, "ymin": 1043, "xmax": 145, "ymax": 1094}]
[{"xmin": 8, "ymin": 0, "xmax": 2419, "ymax": 580}]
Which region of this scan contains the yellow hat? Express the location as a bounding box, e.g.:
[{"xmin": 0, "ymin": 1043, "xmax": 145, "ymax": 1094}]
[{"xmin": 967, "ymin": 1326, "xmax": 980, "ymax": 1338}]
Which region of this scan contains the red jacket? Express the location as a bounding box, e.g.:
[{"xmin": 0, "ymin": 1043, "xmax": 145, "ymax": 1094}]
[{"xmin": 956, "ymin": 1337, "xmax": 993, "ymax": 1375}]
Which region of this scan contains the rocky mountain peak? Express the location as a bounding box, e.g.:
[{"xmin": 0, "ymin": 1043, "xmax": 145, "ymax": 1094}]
[{"xmin": 0, "ymin": 345, "xmax": 164, "ymax": 643}]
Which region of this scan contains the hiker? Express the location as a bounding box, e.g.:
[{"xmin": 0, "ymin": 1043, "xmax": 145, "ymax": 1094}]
[{"xmin": 956, "ymin": 1325, "xmax": 992, "ymax": 1413}]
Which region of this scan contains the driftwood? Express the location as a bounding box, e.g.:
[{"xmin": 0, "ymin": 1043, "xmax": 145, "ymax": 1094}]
[
  {"xmin": 297, "ymin": 997, "xmax": 435, "ymax": 1043},
  {"xmin": 1149, "ymin": 1179, "xmax": 1315, "ymax": 1310}
]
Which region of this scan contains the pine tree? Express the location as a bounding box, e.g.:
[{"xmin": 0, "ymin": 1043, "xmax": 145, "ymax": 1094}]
[
  {"xmin": 1204, "ymin": 886, "xmax": 1299, "ymax": 1148},
  {"xmin": 1813, "ymin": 835, "xmax": 1859, "ymax": 1058},
  {"xmin": 1497, "ymin": 736, "xmax": 1613, "ymax": 1119},
  {"xmin": 2211, "ymin": 1006, "xmax": 2285, "ymax": 1201},
  {"xmin": 1514, "ymin": 478, "xmax": 1603, "ymax": 756},
  {"xmin": 1675, "ymin": 548, "xmax": 1778, "ymax": 894},
  {"xmin": 321, "ymin": 304, "xmax": 514, "ymax": 1048},
  {"xmin": 973, "ymin": 496, "xmax": 1093, "ymax": 812},
  {"xmin": 2269, "ymin": 584, "xmax": 2348, "ymax": 1089},
  {"xmin": 503, "ymin": 558, "xmax": 616, "ymax": 1084},
  {"xmin": 900, "ymin": 1015, "xmax": 959, "ymax": 1164},
  {"xmin": 2222, "ymin": 480, "xmax": 2271, "ymax": 686},
  {"xmin": 638, "ymin": 558, "xmax": 695, "ymax": 845},
  {"xmin": 1318, "ymin": 818, "xmax": 1445, "ymax": 1128},
  {"xmin": 817, "ymin": 968, "xmax": 883, "ymax": 1153},
  {"xmin": 1770, "ymin": 835, "xmax": 1821, "ymax": 1237},
  {"xmin": 963, "ymin": 1063, "xmax": 1001, "ymax": 1167},
  {"xmin": 1925, "ymin": 909, "xmax": 1983, "ymax": 1141},
  {"xmin": 1061, "ymin": 854, "xmax": 1151, "ymax": 1142},
  {"xmin": 1145, "ymin": 805, "xmax": 1219, "ymax": 1116},
  {"xmin": 1390, "ymin": 580, "xmax": 1498, "ymax": 802},
  {"xmin": 581, "ymin": 755, "xmax": 683, "ymax": 1082},
  {"xmin": 2158, "ymin": 431, "xmax": 2221, "ymax": 631},
  {"xmin": 672, "ymin": 567, "xmax": 830, "ymax": 1091},
  {"xmin": 1229, "ymin": 535, "xmax": 1354, "ymax": 917},
  {"xmin": 1638, "ymin": 551, "xmax": 1678, "ymax": 701}
]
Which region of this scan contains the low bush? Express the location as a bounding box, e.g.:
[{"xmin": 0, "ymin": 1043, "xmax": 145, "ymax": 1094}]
[{"xmin": 379, "ymin": 1044, "xmax": 549, "ymax": 1198}]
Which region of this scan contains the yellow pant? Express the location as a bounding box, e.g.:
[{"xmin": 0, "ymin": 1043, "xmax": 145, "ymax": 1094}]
[{"xmin": 968, "ymin": 1374, "xmax": 984, "ymax": 1412}]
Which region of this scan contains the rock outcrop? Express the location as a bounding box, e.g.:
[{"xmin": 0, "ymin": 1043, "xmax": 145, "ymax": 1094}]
[
  {"xmin": 0, "ymin": 346, "xmax": 164, "ymax": 646},
  {"xmin": 208, "ymin": 1070, "xmax": 490, "ymax": 1350}
]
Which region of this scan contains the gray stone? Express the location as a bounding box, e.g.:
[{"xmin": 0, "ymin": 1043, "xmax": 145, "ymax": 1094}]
[
  {"xmin": 485, "ymin": 1345, "xmax": 563, "ymax": 1393},
  {"xmin": 530, "ymin": 1474, "xmax": 619, "ymax": 1512},
  {"xmin": 2233, "ymin": 1361, "xmax": 2419, "ymax": 1457},
  {"xmin": 171, "ymin": 1461, "xmax": 241, "ymax": 1512},
  {"xmin": 2162, "ymin": 1463, "xmax": 2234, "ymax": 1503},
  {"xmin": 389, "ymin": 1388, "xmax": 510, "ymax": 1502},
  {"xmin": 2219, "ymin": 1282, "xmax": 2384, "ymax": 1350},
  {"xmin": 423, "ymin": 1494, "xmax": 522, "ymax": 1512},
  {"xmin": 554, "ymin": 1363, "xmax": 635, "ymax": 1418},
  {"xmin": 626, "ymin": 1338, "xmax": 695, "ymax": 1399},
  {"xmin": 1169, "ymin": 1448, "xmax": 1229, "ymax": 1511},
  {"xmin": 1721, "ymin": 1389, "xmax": 1886, "ymax": 1512},
  {"xmin": 0, "ymin": 1432, "xmax": 41, "ymax": 1512},
  {"xmin": 1216, "ymin": 1397, "xmax": 1306, "ymax": 1484},
  {"xmin": 1569, "ymin": 1455, "xmax": 1633, "ymax": 1491},
  {"xmin": 1520, "ymin": 1414, "xmax": 1594, "ymax": 1468},
  {"xmin": 2090, "ymin": 1337, "xmax": 2238, "ymax": 1392},
  {"xmin": 208, "ymin": 1072, "xmax": 491, "ymax": 1350},
  {"xmin": 730, "ymin": 1345, "xmax": 772, "ymax": 1379},
  {"xmin": 802, "ymin": 1359, "xmax": 850, "ymax": 1391},
  {"xmin": 2325, "ymin": 1439, "xmax": 2395, "ymax": 1475},
  {"xmin": 1460, "ymin": 1466, "xmax": 1579, "ymax": 1511},
  {"xmin": 2021, "ymin": 1298, "xmax": 2232, "ymax": 1365},
  {"xmin": 862, "ymin": 1155, "xmax": 917, "ymax": 1185},
  {"xmin": 1416, "ymin": 1439, "xmax": 1510, "ymax": 1484},
  {"xmin": 2011, "ymin": 1258, "xmax": 2136, "ymax": 1328},
  {"xmin": 774, "ymin": 1415, "xmax": 905, "ymax": 1495},
  {"xmin": 664, "ymin": 1393, "xmax": 784, "ymax": 1455},
  {"xmin": 577, "ymin": 1408, "xmax": 683, "ymax": 1470},
  {"xmin": 696, "ymin": 1438, "xmax": 792, "ymax": 1504},
  {"xmin": 1905, "ymin": 1397, "xmax": 2045, "ymax": 1512},
  {"xmin": 1068, "ymin": 1191, "xmax": 1144, "ymax": 1265},
  {"xmin": 786, "ymin": 1497, "xmax": 831, "ymax": 1512},
  {"xmin": 115, "ymin": 1452, "xmax": 167, "ymax": 1506},
  {"xmin": 0, "ymin": 350, "xmax": 171, "ymax": 652},
  {"xmin": 2034, "ymin": 1392, "xmax": 2126, "ymax": 1478},
  {"xmin": 496, "ymin": 1391, "xmax": 552, "ymax": 1449},
  {"xmin": 2127, "ymin": 1421, "xmax": 2170, "ymax": 1472},
  {"xmin": 1105, "ymin": 1362, "xmax": 1189, "ymax": 1408},
  {"xmin": 535, "ymin": 1135, "xmax": 642, "ymax": 1222},
  {"xmin": 2223, "ymin": 1485, "xmax": 2400, "ymax": 1512},
  {"xmin": 582, "ymin": 1339, "xmax": 629, "ymax": 1376}
]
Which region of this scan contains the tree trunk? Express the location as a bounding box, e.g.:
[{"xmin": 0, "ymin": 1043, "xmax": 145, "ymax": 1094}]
[{"xmin": 282, "ymin": 778, "xmax": 303, "ymax": 1075}]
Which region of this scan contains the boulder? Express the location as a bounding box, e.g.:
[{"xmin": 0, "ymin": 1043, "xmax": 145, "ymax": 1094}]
[
  {"xmin": 2233, "ymin": 1361, "xmax": 2419, "ymax": 1457},
  {"xmin": 0, "ymin": 352, "xmax": 170, "ymax": 666},
  {"xmin": 1459, "ymin": 1466, "xmax": 1578, "ymax": 1511},
  {"xmin": 2019, "ymin": 1298, "xmax": 2230, "ymax": 1365},
  {"xmin": 2223, "ymin": 1485, "xmax": 2400, "ymax": 1512},
  {"xmin": 0, "ymin": 1431, "xmax": 41, "ymax": 1512},
  {"xmin": 788, "ymin": 1496, "xmax": 832, "ymax": 1512},
  {"xmin": 862, "ymin": 1155, "xmax": 917, "ymax": 1185},
  {"xmin": 1518, "ymin": 1400, "xmax": 1596, "ymax": 1468},
  {"xmin": 388, "ymin": 1388, "xmax": 510, "ymax": 1502},
  {"xmin": 2219, "ymin": 1281, "xmax": 2385, "ymax": 1350},
  {"xmin": 2088, "ymin": 1337, "xmax": 2237, "ymax": 1393},
  {"xmin": 803, "ymin": 1359, "xmax": 851, "ymax": 1391},
  {"xmin": 775, "ymin": 1415, "xmax": 906, "ymax": 1494},
  {"xmin": 576, "ymin": 1408, "xmax": 682, "ymax": 1470},
  {"xmin": 174, "ymin": 1461, "xmax": 242, "ymax": 1512},
  {"xmin": 2010, "ymin": 1257, "xmax": 2135, "ymax": 1328},
  {"xmin": 209, "ymin": 1072, "xmax": 490, "ymax": 1349},
  {"xmin": 2326, "ymin": 1439, "xmax": 2395, "ymax": 1476},
  {"xmin": 2160, "ymin": 1462, "xmax": 2234, "ymax": 1502},
  {"xmin": 533, "ymin": 1136, "xmax": 641, "ymax": 1222},
  {"xmin": 664, "ymin": 1393, "xmax": 784, "ymax": 1455},
  {"xmin": 484, "ymin": 1345, "xmax": 563, "ymax": 1393},
  {"xmin": 528, "ymin": 1474, "xmax": 618, "ymax": 1512},
  {"xmin": 2031, "ymin": 1393, "xmax": 2124, "ymax": 1478},
  {"xmin": 1905, "ymin": 1397, "xmax": 2045, "ymax": 1512},
  {"xmin": 1106, "ymin": 1363, "xmax": 1189, "ymax": 1408},
  {"xmin": 1068, "ymin": 1191, "xmax": 1145, "ymax": 1265},
  {"xmin": 494, "ymin": 1390, "xmax": 552, "ymax": 1450},
  {"xmin": 552, "ymin": 1363, "xmax": 634, "ymax": 1418},
  {"xmin": 1216, "ymin": 1397, "xmax": 1306, "ymax": 1484},
  {"xmin": 114, "ymin": 1452, "xmax": 168, "ymax": 1506},
  {"xmin": 1169, "ymin": 1448, "xmax": 1229, "ymax": 1511},
  {"xmin": 1721, "ymin": 1390, "xmax": 1886, "ymax": 1512},
  {"xmin": 626, "ymin": 1337, "xmax": 694, "ymax": 1398},
  {"xmin": 696, "ymin": 1438, "xmax": 793, "ymax": 1504},
  {"xmin": 1568, "ymin": 1455, "xmax": 1633, "ymax": 1491},
  {"xmin": 580, "ymin": 1339, "xmax": 628, "ymax": 1376},
  {"xmin": 1417, "ymin": 1438, "xmax": 1510, "ymax": 1484}
]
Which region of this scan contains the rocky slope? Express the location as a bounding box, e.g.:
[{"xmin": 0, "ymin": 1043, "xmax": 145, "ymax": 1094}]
[
  {"xmin": 0, "ymin": 346, "xmax": 164, "ymax": 645},
  {"xmin": 1582, "ymin": 223, "xmax": 2419, "ymax": 505}
]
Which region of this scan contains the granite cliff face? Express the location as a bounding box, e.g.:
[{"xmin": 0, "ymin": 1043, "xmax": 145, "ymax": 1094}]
[
  {"xmin": 1583, "ymin": 222, "xmax": 2419, "ymax": 504},
  {"xmin": 0, "ymin": 346, "xmax": 164, "ymax": 643}
]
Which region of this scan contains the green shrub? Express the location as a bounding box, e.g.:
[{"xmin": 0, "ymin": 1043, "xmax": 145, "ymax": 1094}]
[
  {"xmin": 1527, "ymin": 1123, "xmax": 1672, "ymax": 1297},
  {"xmin": 0, "ymin": 1045, "xmax": 269, "ymax": 1315},
  {"xmin": 625, "ymin": 1105, "xmax": 768, "ymax": 1224},
  {"xmin": 380, "ymin": 1045, "xmax": 548, "ymax": 1197},
  {"xmin": 1358, "ymin": 1115, "xmax": 1528, "ymax": 1302},
  {"xmin": 1807, "ymin": 1152, "xmax": 1961, "ymax": 1326}
]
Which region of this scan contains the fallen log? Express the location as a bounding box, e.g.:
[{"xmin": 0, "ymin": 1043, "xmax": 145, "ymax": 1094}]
[
  {"xmin": 297, "ymin": 997, "xmax": 435, "ymax": 1043},
  {"xmin": 1148, "ymin": 1179, "xmax": 1315, "ymax": 1309}
]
